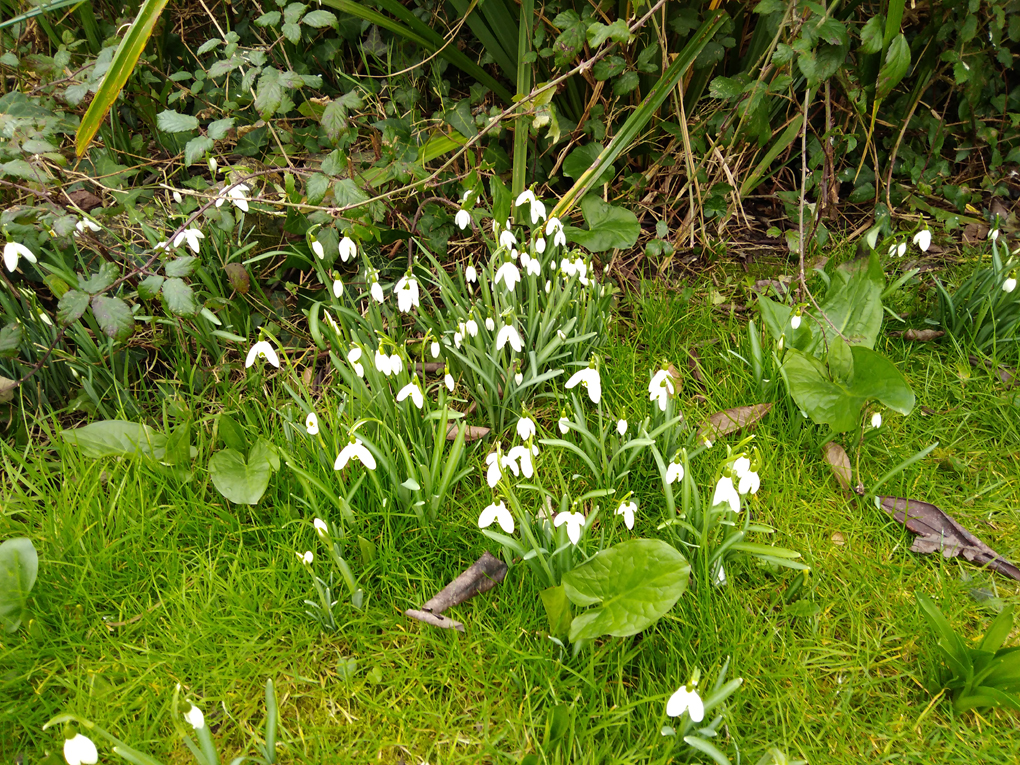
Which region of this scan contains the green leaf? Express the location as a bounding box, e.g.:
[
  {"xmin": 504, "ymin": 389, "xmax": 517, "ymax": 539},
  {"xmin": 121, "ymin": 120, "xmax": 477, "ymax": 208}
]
[
  {"xmin": 565, "ymin": 194, "xmax": 640, "ymax": 252},
  {"xmin": 563, "ymin": 538, "xmax": 690, "ymax": 641},
  {"xmin": 806, "ymin": 251, "xmax": 886, "ymax": 354},
  {"xmin": 57, "ymin": 290, "xmax": 90, "ymax": 325},
  {"xmin": 76, "ymin": 0, "xmax": 170, "ymax": 156},
  {"xmin": 876, "ymin": 33, "xmax": 911, "ymax": 100},
  {"xmin": 0, "ymin": 538, "xmax": 38, "ymax": 633},
  {"xmin": 90, "ymin": 295, "xmax": 135, "ymax": 342},
  {"xmin": 161, "ymin": 277, "xmax": 197, "ymax": 316},
  {"xmin": 979, "ymin": 605, "xmax": 1014, "ymax": 653},
  {"xmin": 60, "ymin": 420, "xmax": 168, "ymax": 460},
  {"xmin": 562, "ymin": 143, "xmax": 615, "ymax": 186},
  {"xmin": 444, "ymin": 99, "xmax": 477, "ymax": 138},
  {"xmin": 859, "ymin": 15, "xmax": 885, "ymax": 54},
  {"xmin": 255, "ymin": 68, "xmax": 283, "ymax": 119},
  {"xmin": 306, "ymin": 172, "xmax": 330, "ymax": 205},
  {"xmin": 217, "ymin": 413, "xmax": 248, "ymax": 452},
  {"xmin": 540, "ymin": 584, "xmax": 573, "ymax": 638},
  {"xmin": 282, "ymin": 22, "xmax": 302, "ymax": 44},
  {"xmin": 302, "ymin": 9, "xmax": 337, "ymax": 28},
  {"xmin": 209, "ymin": 439, "xmax": 278, "ymax": 505},
  {"xmin": 709, "ymin": 75, "xmax": 744, "ymax": 99},
  {"xmin": 165, "ymin": 257, "xmax": 198, "ymax": 278},
  {"xmin": 206, "ymin": 118, "xmax": 235, "ymax": 140},
  {"xmin": 551, "ymin": 11, "xmax": 586, "ymax": 68},
  {"xmin": 753, "ymin": 0, "xmax": 786, "ymax": 12},
  {"xmin": 157, "ymin": 109, "xmax": 200, "ymax": 133},
  {"xmin": 320, "ymin": 99, "xmax": 351, "ymax": 143},
  {"xmin": 593, "ymin": 55, "xmax": 626, "ymax": 81},
  {"xmin": 136, "ymin": 275, "xmax": 164, "ymax": 301},
  {"xmin": 256, "ymin": 11, "xmax": 280, "ymax": 26},
  {"xmin": 283, "ymin": 2, "xmax": 306, "ymax": 24},
  {"xmin": 0, "ymin": 322, "xmax": 24, "ymax": 359},
  {"xmin": 78, "ymin": 261, "xmax": 120, "ymax": 293},
  {"xmin": 586, "ymin": 19, "xmax": 632, "ymax": 48},
  {"xmin": 612, "ymin": 70, "xmax": 640, "ymax": 97},
  {"xmin": 826, "ymin": 337, "xmax": 854, "ymax": 386},
  {"xmin": 184, "ymin": 136, "xmax": 214, "ymax": 166},
  {"xmin": 683, "ymin": 736, "xmax": 732, "ymax": 765}
]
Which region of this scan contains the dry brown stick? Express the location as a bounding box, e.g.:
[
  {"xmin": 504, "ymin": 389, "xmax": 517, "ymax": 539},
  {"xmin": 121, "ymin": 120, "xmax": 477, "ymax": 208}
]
[{"xmin": 405, "ymin": 551, "xmax": 508, "ymax": 633}]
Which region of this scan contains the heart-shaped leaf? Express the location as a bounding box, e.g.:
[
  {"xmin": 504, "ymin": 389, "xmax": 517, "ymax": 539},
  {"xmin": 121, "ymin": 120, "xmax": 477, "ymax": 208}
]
[
  {"xmin": 0, "ymin": 537, "xmax": 38, "ymax": 633},
  {"xmin": 209, "ymin": 438, "xmax": 278, "ymax": 505}
]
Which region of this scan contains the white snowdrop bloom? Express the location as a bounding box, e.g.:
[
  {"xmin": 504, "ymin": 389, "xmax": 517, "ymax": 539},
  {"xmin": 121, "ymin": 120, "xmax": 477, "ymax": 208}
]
[
  {"xmin": 529, "ymin": 198, "xmax": 547, "ymax": 224},
  {"xmin": 616, "ymin": 499, "xmax": 637, "ymax": 530},
  {"xmin": 516, "ymin": 416, "xmax": 537, "ymax": 441},
  {"xmin": 545, "ymin": 280, "xmax": 552, "ymax": 293},
  {"xmin": 208, "ymin": 157, "xmax": 218, "ymax": 175},
  {"xmin": 554, "ymin": 511, "xmax": 586, "ymax": 545},
  {"xmin": 75, "ymin": 218, "xmax": 101, "ymax": 234},
  {"xmin": 648, "ymin": 369, "xmax": 675, "ymax": 411},
  {"xmin": 566, "ymin": 367, "xmax": 602, "ymax": 404},
  {"xmin": 617, "ymin": 419, "xmax": 628, "ymax": 436},
  {"xmin": 388, "ymin": 352, "xmax": 403, "ymax": 375},
  {"xmin": 496, "ymin": 324, "xmax": 523, "ymax": 352},
  {"xmin": 245, "ymin": 340, "xmax": 280, "ymax": 368},
  {"xmin": 558, "ymin": 416, "xmax": 570, "ymax": 435},
  {"xmin": 483, "ymin": 318, "xmax": 493, "ymax": 333},
  {"xmin": 791, "ymin": 313, "xmax": 802, "ymax": 329},
  {"xmin": 535, "ymin": 237, "xmax": 546, "ymax": 254},
  {"xmin": 871, "ymin": 412, "xmax": 882, "ymax": 428},
  {"xmin": 332, "ymin": 278, "xmax": 344, "ymax": 297},
  {"xmin": 561, "ymin": 258, "xmax": 575, "ymax": 276},
  {"xmin": 445, "ymin": 372, "xmax": 455, "ymax": 391},
  {"xmin": 737, "ymin": 468, "xmax": 759, "ymax": 495},
  {"xmin": 370, "ymin": 281, "xmax": 385, "ymax": 303},
  {"xmin": 990, "ymin": 229, "xmax": 1000, "ymax": 241},
  {"xmin": 716, "ymin": 564, "xmax": 727, "ymax": 585},
  {"xmin": 298, "ymin": 550, "xmax": 314, "ymax": 565},
  {"xmin": 339, "ymin": 236, "xmax": 357, "ymax": 262},
  {"xmin": 173, "ymin": 227, "xmax": 205, "ymax": 253},
  {"xmin": 334, "ymin": 438, "xmax": 376, "ymax": 470},
  {"xmin": 666, "ymin": 684, "xmax": 704, "ymax": 722},
  {"xmin": 573, "ymin": 258, "xmax": 589, "ymax": 285},
  {"xmin": 305, "ymin": 412, "xmax": 319, "ymax": 435},
  {"xmin": 712, "ymin": 475, "xmax": 741, "ymax": 512},
  {"xmin": 521, "ymin": 252, "xmax": 532, "ymax": 270},
  {"xmin": 215, "ymin": 183, "xmax": 250, "ymax": 212},
  {"xmin": 499, "ymin": 229, "xmax": 517, "ymax": 250},
  {"xmin": 666, "ymin": 459, "xmax": 684, "ymax": 485},
  {"xmin": 374, "ymin": 349, "xmax": 392, "ymax": 375},
  {"xmin": 485, "ymin": 448, "xmax": 504, "ymax": 487},
  {"xmin": 465, "ymin": 264, "xmax": 477, "ymax": 283},
  {"xmin": 173, "ymin": 190, "xmax": 183, "ymax": 204},
  {"xmin": 545, "ymin": 217, "xmax": 567, "ymax": 247},
  {"xmin": 913, "ymin": 229, "xmax": 931, "ymax": 251},
  {"xmin": 455, "ymin": 209, "xmax": 472, "ymax": 230},
  {"xmin": 525, "ymin": 256, "xmax": 541, "ymax": 276},
  {"xmin": 508, "ymin": 444, "xmax": 537, "ymax": 479},
  {"xmin": 492, "ymin": 219, "xmax": 502, "ymax": 236},
  {"xmin": 396, "ymin": 379, "xmax": 424, "ymax": 409},
  {"xmin": 1004, "ymin": 276, "xmax": 1017, "ymax": 293},
  {"xmin": 462, "ymin": 189, "xmax": 475, "ymax": 203},
  {"xmin": 63, "ymin": 733, "xmax": 98, "ymax": 765},
  {"xmin": 514, "ymin": 372, "xmax": 524, "ymax": 385},
  {"xmin": 454, "ymin": 331, "xmax": 463, "ymax": 349},
  {"xmin": 495, "ymin": 261, "xmax": 521, "ymax": 292},
  {"xmin": 430, "ymin": 341, "xmax": 440, "ymax": 359},
  {"xmin": 39, "ymin": 311, "xmax": 52, "ymax": 326},
  {"xmin": 314, "ymin": 518, "xmax": 329, "ymax": 537},
  {"xmin": 184, "ymin": 703, "xmax": 206, "ymax": 730},
  {"xmin": 347, "ymin": 346, "xmax": 364, "ymax": 377},
  {"xmin": 466, "ymin": 319, "xmax": 480, "ymax": 337},
  {"xmin": 479, "ymin": 500, "xmax": 514, "ymax": 534},
  {"xmin": 394, "ymin": 275, "xmax": 420, "ymax": 313},
  {"xmin": 515, "ymin": 189, "xmax": 536, "ymax": 206},
  {"xmin": 897, "ymin": 242, "xmax": 907, "ymax": 257}
]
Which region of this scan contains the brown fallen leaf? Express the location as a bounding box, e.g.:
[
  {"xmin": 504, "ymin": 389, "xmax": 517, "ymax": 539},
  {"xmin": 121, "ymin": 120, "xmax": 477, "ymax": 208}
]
[
  {"xmin": 447, "ymin": 424, "xmax": 490, "ymax": 441},
  {"xmin": 878, "ymin": 496, "xmax": 1020, "ymax": 582},
  {"xmin": 686, "ymin": 348, "xmax": 705, "ymax": 386},
  {"xmin": 888, "ymin": 329, "xmax": 944, "ymax": 341},
  {"xmin": 65, "ymin": 189, "xmax": 103, "ymax": 211},
  {"xmin": 831, "ymin": 532, "xmax": 846, "ymax": 546},
  {"xmin": 963, "ymin": 222, "xmax": 990, "ymax": 243},
  {"xmin": 968, "ymin": 355, "xmax": 1016, "ymax": 385},
  {"xmin": 414, "ymin": 362, "xmax": 445, "ymax": 374},
  {"xmin": 666, "ymin": 363, "xmax": 683, "ymax": 394},
  {"xmin": 697, "ymin": 403, "xmax": 773, "ymax": 441},
  {"xmin": 821, "ymin": 442, "xmax": 858, "ymax": 494},
  {"xmin": 405, "ymin": 551, "xmax": 508, "ymax": 632}
]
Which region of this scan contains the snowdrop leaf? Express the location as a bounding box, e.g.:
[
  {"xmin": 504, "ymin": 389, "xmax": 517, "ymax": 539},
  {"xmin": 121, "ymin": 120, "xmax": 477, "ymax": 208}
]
[
  {"xmin": 565, "ymin": 195, "xmax": 640, "ymax": 252},
  {"xmin": 563, "ymin": 539, "xmax": 689, "ymax": 641},
  {"xmin": 0, "ymin": 537, "xmax": 38, "ymax": 633},
  {"xmin": 683, "ymin": 735, "xmax": 732, "ymax": 765},
  {"xmin": 60, "ymin": 420, "xmax": 168, "ymax": 460},
  {"xmin": 209, "ymin": 439, "xmax": 278, "ymax": 505},
  {"xmin": 90, "ymin": 295, "xmax": 135, "ymax": 341},
  {"xmin": 697, "ymin": 403, "xmax": 772, "ymax": 441}
]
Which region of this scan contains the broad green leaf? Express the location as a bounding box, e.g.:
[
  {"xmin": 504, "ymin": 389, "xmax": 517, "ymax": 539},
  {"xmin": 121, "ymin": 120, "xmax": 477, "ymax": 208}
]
[
  {"xmin": 807, "ymin": 251, "xmax": 886, "ymax": 354},
  {"xmin": 183, "ymin": 136, "xmax": 214, "ymax": 166},
  {"xmin": 0, "ymin": 538, "xmax": 38, "ymax": 633},
  {"xmin": 562, "ymin": 143, "xmax": 615, "ymax": 186},
  {"xmin": 593, "ymin": 55, "xmax": 626, "ymax": 81},
  {"xmin": 217, "ymin": 413, "xmax": 248, "ymax": 452},
  {"xmin": 283, "ymin": 2, "xmax": 306, "ymax": 25},
  {"xmin": 255, "ymin": 11, "xmax": 280, "ymax": 27},
  {"xmin": 551, "ymin": 10, "xmax": 586, "ymax": 68},
  {"xmin": 161, "ymin": 277, "xmax": 197, "ymax": 316},
  {"xmin": 282, "ymin": 22, "xmax": 302, "ymax": 44},
  {"xmin": 78, "ymin": 261, "xmax": 120, "ymax": 294},
  {"xmin": 302, "ymin": 9, "xmax": 337, "ymax": 28},
  {"xmin": 57, "ymin": 290, "xmax": 90, "ymax": 325},
  {"xmin": 0, "ymin": 322, "xmax": 23, "ymax": 359},
  {"xmin": 565, "ymin": 194, "xmax": 640, "ymax": 252},
  {"xmin": 444, "ymin": 99, "xmax": 477, "ymax": 138},
  {"xmin": 255, "ymin": 68, "xmax": 283, "ymax": 119},
  {"xmin": 306, "ymin": 172, "xmax": 330, "ymax": 205},
  {"xmin": 206, "ymin": 118, "xmax": 235, "ymax": 140},
  {"xmin": 563, "ymin": 538, "xmax": 690, "ymax": 641},
  {"xmin": 156, "ymin": 109, "xmax": 200, "ymax": 133},
  {"xmin": 876, "ymin": 33, "xmax": 911, "ymax": 100},
  {"xmin": 165, "ymin": 257, "xmax": 198, "ymax": 278},
  {"xmin": 586, "ymin": 19, "xmax": 632, "ymax": 48},
  {"xmin": 60, "ymin": 420, "xmax": 167, "ymax": 460},
  {"xmin": 209, "ymin": 439, "xmax": 278, "ymax": 505},
  {"xmin": 76, "ymin": 0, "xmax": 170, "ymax": 156},
  {"xmin": 540, "ymin": 584, "xmax": 572, "ymax": 638},
  {"xmin": 136, "ymin": 275, "xmax": 164, "ymax": 301},
  {"xmin": 859, "ymin": 15, "xmax": 885, "ymax": 54},
  {"xmin": 683, "ymin": 736, "xmax": 732, "ymax": 765},
  {"xmin": 827, "ymin": 337, "xmax": 854, "ymax": 386},
  {"xmin": 612, "ymin": 70, "xmax": 640, "ymax": 97},
  {"xmin": 979, "ymin": 605, "xmax": 1014, "ymax": 653},
  {"xmin": 90, "ymin": 295, "xmax": 135, "ymax": 342}
]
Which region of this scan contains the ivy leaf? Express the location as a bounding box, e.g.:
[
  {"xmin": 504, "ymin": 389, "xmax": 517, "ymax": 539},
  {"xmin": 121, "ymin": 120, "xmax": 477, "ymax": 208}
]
[
  {"xmin": 156, "ymin": 109, "xmax": 200, "ymax": 133},
  {"xmin": 57, "ymin": 289, "xmax": 90, "ymax": 325},
  {"xmin": 0, "ymin": 321, "xmax": 23, "ymax": 359},
  {"xmin": 90, "ymin": 295, "xmax": 134, "ymax": 341},
  {"xmin": 255, "ymin": 68, "xmax": 283, "ymax": 119},
  {"xmin": 161, "ymin": 277, "xmax": 197, "ymax": 316},
  {"xmin": 184, "ymin": 136, "xmax": 214, "ymax": 166}
]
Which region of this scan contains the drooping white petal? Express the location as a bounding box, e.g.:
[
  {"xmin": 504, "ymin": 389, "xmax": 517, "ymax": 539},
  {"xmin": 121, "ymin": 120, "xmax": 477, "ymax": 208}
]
[
  {"xmin": 871, "ymin": 412, "xmax": 882, "ymax": 428},
  {"xmin": 494, "ymin": 261, "xmax": 521, "ymax": 292},
  {"xmin": 334, "ymin": 439, "xmax": 376, "ymax": 470},
  {"xmin": 565, "ymin": 367, "xmax": 602, "ymax": 404},
  {"xmin": 305, "ymin": 412, "xmax": 319, "ymax": 435},
  {"xmin": 370, "ymin": 281, "xmax": 385, "ymax": 303},
  {"xmin": 479, "ymin": 500, "xmax": 514, "ymax": 533},
  {"xmin": 554, "ymin": 511, "xmax": 585, "ymax": 545},
  {"xmin": 913, "ymin": 229, "xmax": 931, "ymax": 251},
  {"xmin": 245, "ymin": 340, "xmax": 280, "ymax": 368},
  {"xmin": 558, "ymin": 417, "xmax": 570, "ymax": 435},
  {"xmin": 737, "ymin": 470, "xmax": 760, "ymax": 495},
  {"xmin": 665, "ymin": 460, "xmax": 684, "ymax": 485},
  {"xmin": 3, "ymin": 241, "xmax": 36, "ymax": 271},
  {"xmin": 339, "ymin": 236, "xmax": 357, "ymax": 262},
  {"xmin": 516, "ymin": 416, "xmax": 537, "ymax": 441},
  {"xmin": 455, "ymin": 209, "xmax": 472, "ymax": 230},
  {"xmin": 465, "ymin": 264, "xmax": 477, "ymax": 283},
  {"xmin": 496, "ymin": 324, "xmax": 523, "ymax": 352},
  {"xmin": 499, "ymin": 230, "xmax": 517, "ymax": 250},
  {"xmin": 184, "ymin": 704, "xmax": 206, "ymax": 730},
  {"xmin": 616, "ymin": 500, "xmax": 637, "ymax": 530},
  {"xmin": 617, "ymin": 419, "xmax": 628, "ymax": 436},
  {"xmin": 712, "ymin": 475, "xmax": 740, "ymax": 512},
  {"xmin": 396, "ymin": 381, "xmax": 424, "ymax": 409},
  {"xmin": 63, "ymin": 733, "xmax": 99, "ymax": 765}
]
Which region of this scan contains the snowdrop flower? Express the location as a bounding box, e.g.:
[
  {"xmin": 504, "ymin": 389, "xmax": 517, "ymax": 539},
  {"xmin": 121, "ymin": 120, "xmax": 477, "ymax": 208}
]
[
  {"xmin": 712, "ymin": 475, "xmax": 741, "ymax": 512},
  {"xmin": 245, "ymin": 340, "xmax": 280, "ymax": 368},
  {"xmin": 465, "ymin": 264, "xmax": 477, "ymax": 283},
  {"xmin": 388, "ymin": 352, "xmax": 403, "ymax": 375},
  {"xmin": 339, "ymin": 235, "xmax": 357, "ymax": 262},
  {"xmin": 499, "ymin": 229, "xmax": 517, "ymax": 250},
  {"xmin": 897, "ymin": 242, "xmax": 907, "ymax": 257},
  {"xmin": 666, "ymin": 459, "xmax": 684, "ymax": 484},
  {"xmin": 558, "ymin": 416, "xmax": 570, "ymax": 434},
  {"xmin": 314, "ymin": 518, "xmax": 329, "ymax": 537},
  {"xmin": 374, "ymin": 349, "xmax": 392, "ymax": 375},
  {"xmin": 990, "ymin": 229, "xmax": 1000, "ymax": 242},
  {"xmin": 184, "ymin": 703, "xmax": 206, "ymax": 730},
  {"xmin": 3, "ymin": 241, "xmax": 37, "ymax": 271},
  {"xmin": 791, "ymin": 312, "xmax": 802, "ymax": 329},
  {"xmin": 479, "ymin": 500, "xmax": 514, "ymax": 533},
  {"xmin": 482, "ymin": 318, "xmax": 493, "ymax": 333},
  {"xmin": 396, "ymin": 378, "xmax": 424, "ymax": 409},
  {"xmin": 430, "ymin": 341, "xmax": 440, "ymax": 359},
  {"xmin": 455, "ymin": 209, "xmax": 472, "ymax": 230},
  {"xmin": 208, "ymin": 157, "xmax": 218, "ymax": 175},
  {"xmin": 524, "ymin": 255, "xmax": 541, "ymax": 276},
  {"xmin": 733, "ymin": 456, "xmax": 760, "ymax": 495},
  {"xmin": 215, "ymin": 183, "xmax": 250, "ymax": 212},
  {"xmin": 514, "ymin": 372, "xmax": 524, "ymax": 385},
  {"xmin": 310, "ymin": 235, "xmax": 324, "ymax": 259},
  {"xmin": 516, "ymin": 416, "xmax": 537, "ymax": 441},
  {"xmin": 554, "ymin": 511, "xmax": 586, "ymax": 545},
  {"xmin": 456, "ymin": 318, "xmax": 473, "ymax": 338},
  {"xmin": 616, "ymin": 499, "xmax": 637, "ymax": 530},
  {"xmin": 453, "ymin": 330, "xmax": 463, "ymax": 349},
  {"xmin": 530, "ymin": 199, "xmax": 547, "ymax": 224},
  {"xmin": 172, "ymin": 190, "xmax": 183, "ymax": 204},
  {"xmin": 535, "ymin": 237, "xmax": 546, "ymax": 254},
  {"xmin": 173, "ymin": 228, "xmax": 205, "ymax": 253},
  {"xmin": 305, "ymin": 412, "xmax": 319, "ymax": 435},
  {"xmin": 617, "ymin": 419, "xmax": 628, "ymax": 436},
  {"xmin": 716, "ymin": 564, "xmax": 727, "ymax": 585},
  {"xmin": 332, "ymin": 277, "xmax": 344, "ymax": 297},
  {"xmin": 298, "ymin": 550, "xmax": 314, "ymax": 565},
  {"xmin": 870, "ymin": 412, "xmax": 882, "ymax": 428},
  {"xmin": 370, "ymin": 280, "xmax": 385, "ymax": 303},
  {"xmin": 445, "ymin": 370, "xmax": 455, "ymax": 391},
  {"xmin": 566, "ymin": 365, "xmax": 602, "ymax": 404},
  {"xmin": 75, "ymin": 218, "xmax": 101, "ymax": 235},
  {"xmin": 545, "ymin": 280, "xmax": 552, "ymax": 293},
  {"xmin": 1004, "ymin": 274, "xmax": 1017, "ymax": 293},
  {"xmin": 334, "ymin": 438, "xmax": 376, "ymax": 470},
  {"xmin": 394, "ymin": 274, "xmax": 420, "ymax": 313},
  {"xmin": 347, "ymin": 346, "xmax": 364, "ymax": 377},
  {"xmin": 485, "ymin": 446, "xmax": 505, "ymax": 487},
  {"xmin": 913, "ymin": 229, "xmax": 931, "ymax": 252},
  {"xmin": 545, "ymin": 217, "xmax": 567, "ymax": 247},
  {"xmin": 63, "ymin": 733, "xmax": 98, "ymax": 765},
  {"xmin": 496, "ymin": 323, "xmax": 523, "ymax": 352},
  {"xmin": 666, "ymin": 683, "xmax": 704, "ymax": 722},
  {"xmin": 648, "ymin": 369, "xmax": 676, "ymax": 411},
  {"xmin": 495, "ymin": 261, "xmax": 521, "ymax": 292},
  {"xmin": 508, "ymin": 444, "xmax": 537, "ymax": 478}
]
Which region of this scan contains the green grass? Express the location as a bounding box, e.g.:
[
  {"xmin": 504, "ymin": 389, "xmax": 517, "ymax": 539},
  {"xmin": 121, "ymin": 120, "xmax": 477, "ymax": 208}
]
[{"xmin": 3, "ymin": 269, "xmax": 1020, "ymax": 764}]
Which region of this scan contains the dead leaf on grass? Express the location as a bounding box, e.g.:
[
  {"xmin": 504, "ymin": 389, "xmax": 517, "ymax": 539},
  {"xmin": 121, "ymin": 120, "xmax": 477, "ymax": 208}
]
[
  {"xmin": 821, "ymin": 442, "xmax": 859, "ymax": 494},
  {"xmin": 968, "ymin": 355, "xmax": 1016, "ymax": 385},
  {"xmin": 686, "ymin": 348, "xmax": 705, "ymax": 386},
  {"xmin": 697, "ymin": 403, "xmax": 773, "ymax": 441},
  {"xmin": 447, "ymin": 424, "xmax": 490, "ymax": 441},
  {"xmin": 963, "ymin": 222, "xmax": 990, "ymax": 243},
  {"xmin": 831, "ymin": 532, "xmax": 846, "ymax": 546},
  {"xmin": 889, "ymin": 329, "xmax": 945, "ymax": 341},
  {"xmin": 878, "ymin": 496, "xmax": 1020, "ymax": 582}
]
